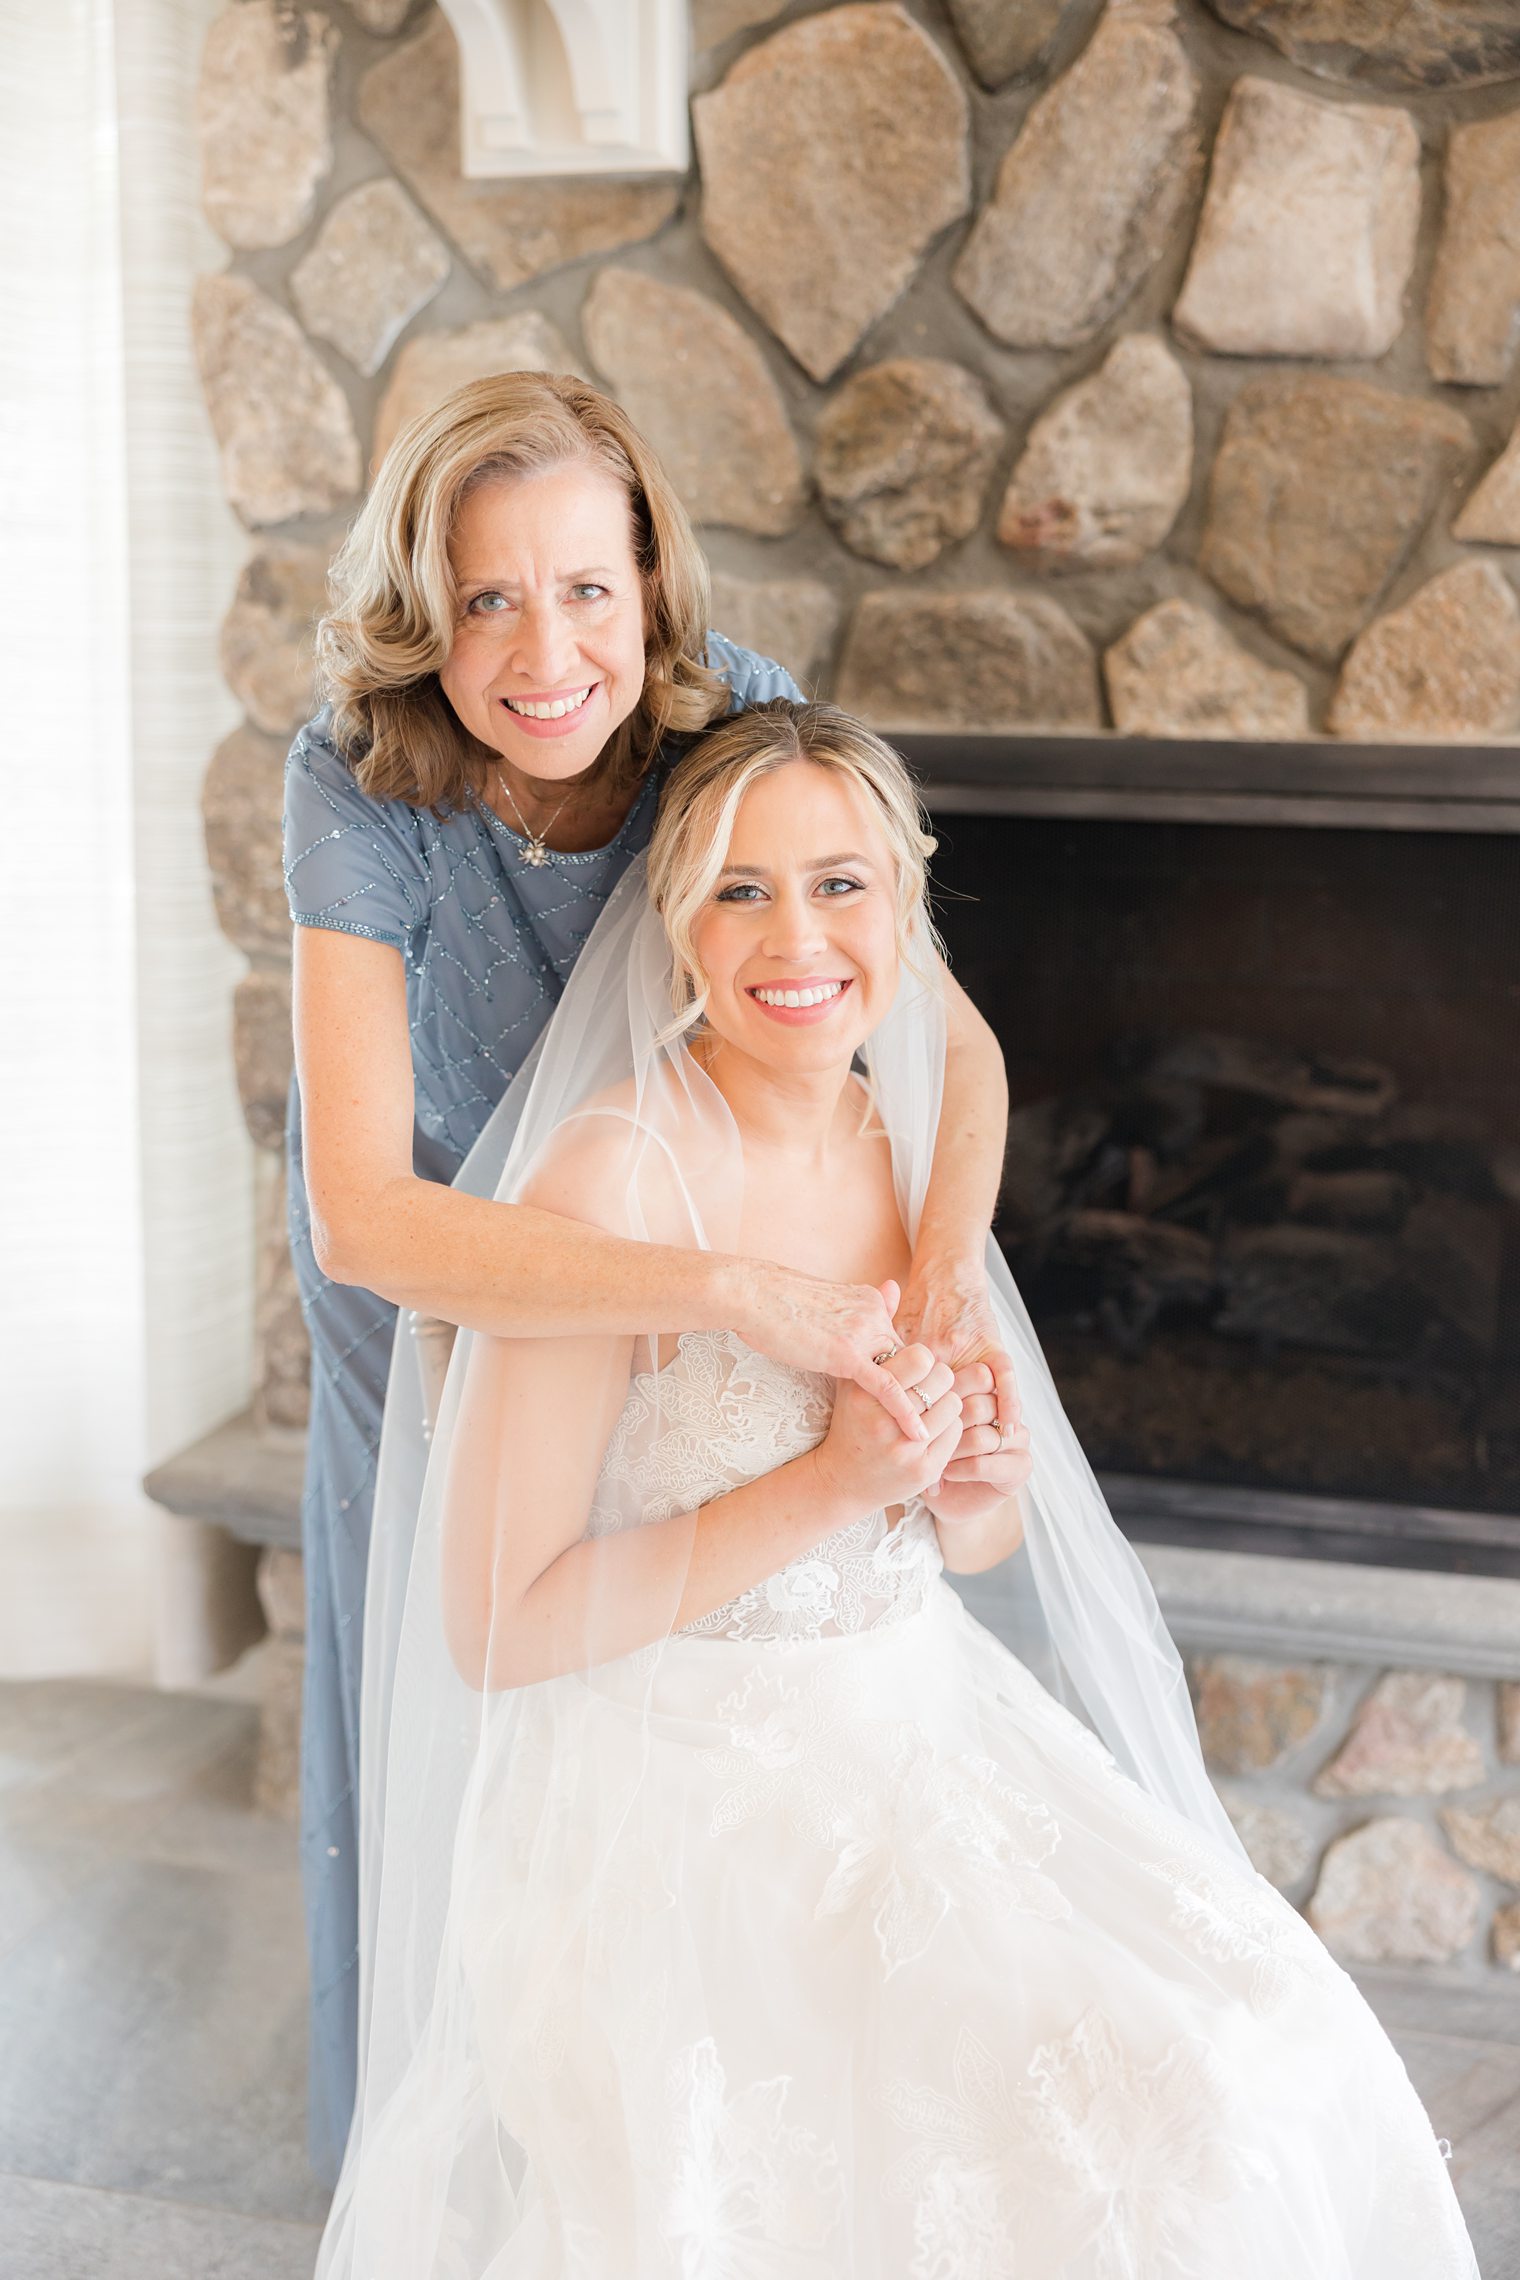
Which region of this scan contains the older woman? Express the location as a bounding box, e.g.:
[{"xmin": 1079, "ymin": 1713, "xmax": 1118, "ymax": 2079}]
[{"xmin": 283, "ymin": 372, "xmax": 1013, "ymax": 2177}]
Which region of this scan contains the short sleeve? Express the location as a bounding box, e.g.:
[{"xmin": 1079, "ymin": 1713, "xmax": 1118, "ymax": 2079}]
[
  {"xmin": 705, "ymin": 629, "xmax": 804, "ymax": 711},
  {"xmin": 283, "ymin": 712, "xmax": 429, "ymax": 951}
]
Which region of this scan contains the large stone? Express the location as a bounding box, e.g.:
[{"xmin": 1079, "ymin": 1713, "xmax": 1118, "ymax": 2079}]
[
  {"xmin": 1307, "ymin": 1818, "xmax": 1480, "ymax": 1964},
  {"xmin": 997, "ymin": 334, "xmax": 1191, "ymax": 572},
  {"xmin": 290, "ymin": 180, "xmax": 449, "ymax": 378},
  {"xmin": 371, "ymin": 313, "xmax": 580, "ymax": 469},
  {"xmin": 947, "ymin": 0, "xmax": 1068, "ymax": 87},
  {"xmin": 952, "ymin": 0, "xmax": 1201, "ymax": 352},
  {"xmin": 220, "ymin": 539, "xmax": 329, "ymax": 736},
  {"xmin": 1427, "ymin": 114, "xmax": 1520, "ymax": 386},
  {"xmin": 708, "ymin": 572, "xmax": 841, "ymax": 690},
  {"xmin": 1190, "ymin": 1655, "xmax": 1329, "ymax": 1774},
  {"xmin": 693, "ymin": 0, "xmax": 789, "ymax": 40},
  {"xmin": 254, "ymin": 1634, "xmax": 305, "ymax": 1820},
  {"xmin": 202, "ymin": 726, "xmax": 290, "ymax": 961},
  {"xmin": 1173, "ymin": 77, "xmax": 1419, "ymax": 361},
  {"xmin": 257, "ymin": 1280, "xmax": 309, "ymax": 1437},
  {"xmin": 235, "ymin": 968, "xmax": 294, "ymax": 1153},
  {"xmin": 582, "ymin": 270, "xmax": 804, "ymax": 537},
  {"xmin": 1328, "ymin": 561, "xmax": 1520, "ymax": 742},
  {"xmin": 835, "ymin": 591, "xmax": 1101, "ymax": 732},
  {"xmin": 1315, "ymin": 1671, "xmax": 1487, "ymax": 1797},
  {"xmin": 1218, "ymin": 1790, "xmax": 1316, "ymax": 1892},
  {"xmin": 192, "ymin": 275, "xmax": 362, "ymax": 528},
  {"xmin": 813, "ymin": 358, "xmax": 1004, "ymax": 571},
  {"xmin": 256, "ymin": 1544, "xmax": 306, "ymax": 1642},
  {"xmin": 1454, "ymin": 421, "xmax": 1520, "ymax": 545},
  {"xmin": 1496, "ymin": 1900, "xmax": 1520, "ymax": 1970},
  {"xmin": 1104, "ymin": 601, "xmax": 1309, "ymax": 739},
  {"xmin": 1502, "ymin": 1684, "xmax": 1520, "ymax": 1765},
  {"xmin": 694, "ymin": 4, "xmax": 970, "ymax": 383},
  {"xmin": 1441, "ymin": 1796, "xmax": 1520, "ymax": 1883},
  {"xmin": 255, "ymin": 1162, "xmax": 309, "ymax": 1436},
  {"xmin": 359, "ymin": 16, "xmax": 679, "ymax": 293},
  {"xmin": 1200, "ymin": 1, "xmax": 1520, "ymax": 92},
  {"xmin": 197, "ymin": 3, "xmax": 335, "ymax": 251},
  {"xmin": 1199, "ymin": 375, "xmax": 1472, "ymax": 662}
]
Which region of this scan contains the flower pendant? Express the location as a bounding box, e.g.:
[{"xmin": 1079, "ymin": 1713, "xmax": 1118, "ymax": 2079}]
[{"xmin": 522, "ymin": 839, "xmax": 549, "ymax": 868}]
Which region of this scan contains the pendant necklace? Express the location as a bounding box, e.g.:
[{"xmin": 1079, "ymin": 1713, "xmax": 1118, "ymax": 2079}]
[{"xmin": 493, "ymin": 765, "xmax": 572, "ymax": 869}]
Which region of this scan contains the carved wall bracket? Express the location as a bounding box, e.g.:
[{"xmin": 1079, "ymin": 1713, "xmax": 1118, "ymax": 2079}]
[{"xmin": 438, "ymin": 0, "xmax": 688, "ymax": 177}]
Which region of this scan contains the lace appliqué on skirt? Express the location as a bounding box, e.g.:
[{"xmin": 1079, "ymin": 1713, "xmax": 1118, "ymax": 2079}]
[
  {"xmin": 664, "ymin": 2037, "xmax": 844, "ymax": 2279},
  {"xmin": 818, "ymin": 1731, "xmax": 1070, "ymax": 1976},
  {"xmin": 883, "ymin": 2011, "xmax": 1275, "ymax": 2280}
]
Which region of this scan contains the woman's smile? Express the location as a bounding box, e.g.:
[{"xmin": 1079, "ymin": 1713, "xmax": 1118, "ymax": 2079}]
[
  {"xmin": 498, "ymin": 681, "xmax": 600, "ymax": 737},
  {"xmin": 744, "ymin": 977, "xmax": 854, "ymax": 1023}
]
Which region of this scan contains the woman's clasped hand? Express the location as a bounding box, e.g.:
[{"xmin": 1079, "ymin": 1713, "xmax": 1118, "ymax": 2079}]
[{"xmin": 811, "ymin": 1328, "xmax": 965, "ymax": 1514}]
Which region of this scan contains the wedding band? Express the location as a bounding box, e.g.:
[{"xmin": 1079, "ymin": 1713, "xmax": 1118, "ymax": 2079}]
[
  {"xmin": 873, "ymin": 1345, "xmax": 900, "ymax": 1366},
  {"xmin": 912, "ymin": 1383, "xmax": 931, "ymax": 1413}
]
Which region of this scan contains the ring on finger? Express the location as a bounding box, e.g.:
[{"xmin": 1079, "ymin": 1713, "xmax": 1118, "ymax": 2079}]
[
  {"xmin": 873, "ymin": 1344, "xmax": 900, "ymax": 1367},
  {"xmin": 912, "ymin": 1382, "xmax": 932, "ymax": 1413}
]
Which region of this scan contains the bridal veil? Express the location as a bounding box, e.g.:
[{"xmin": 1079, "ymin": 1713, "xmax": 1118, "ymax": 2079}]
[{"xmin": 315, "ymin": 854, "xmax": 1249, "ymax": 2276}]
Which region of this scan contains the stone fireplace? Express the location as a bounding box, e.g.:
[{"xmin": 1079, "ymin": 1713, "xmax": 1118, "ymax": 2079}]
[
  {"xmin": 910, "ymin": 733, "xmax": 1520, "ymax": 1574},
  {"xmin": 908, "ymin": 732, "xmax": 1520, "ymax": 1977},
  {"xmin": 145, "ymin": 0, "xmax": 1520, "ymax": 1982}
]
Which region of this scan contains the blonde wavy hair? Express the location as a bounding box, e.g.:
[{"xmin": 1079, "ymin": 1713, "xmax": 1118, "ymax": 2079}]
[
  {"xmin": 318, "ymin": 370, "xmax": 726, "ymax": 807},
  {"xmin": 648, "ymin": 700, "xmax": 941, "ymax": 1037}
]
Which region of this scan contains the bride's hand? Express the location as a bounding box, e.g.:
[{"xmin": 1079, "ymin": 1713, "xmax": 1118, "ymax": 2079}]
[
  {"xmin": 897, "ymin": 1251, "xmax": 1020, "ymax": 1441},
  {"xmin": 742, "ymin": 1269, "xmax": 932, "ymax": 1443},
  {"xmin": 811, "ymin": 1341, "xmax": 964, "ymax": 1515},
  {"xmin": 926, "ymin": 1362, "xmax": 1032, "ymax": 1528}
]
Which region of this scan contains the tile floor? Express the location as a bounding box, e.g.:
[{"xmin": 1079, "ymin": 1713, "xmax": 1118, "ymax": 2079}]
[{"xmin": 0, "ymin": 1670, "xmax": 1516, "ymax": 2278}]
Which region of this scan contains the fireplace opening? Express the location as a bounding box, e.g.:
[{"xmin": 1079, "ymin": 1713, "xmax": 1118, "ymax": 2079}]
[{"xmin": 927, "ymin": 807, "xmax": 1520, "ymax": 1576}]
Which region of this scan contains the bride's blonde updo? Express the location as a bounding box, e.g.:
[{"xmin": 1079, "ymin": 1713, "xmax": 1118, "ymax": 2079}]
[{"xmin": 648, "ymin": 700, "xmax": 940, "ymax": 1033}]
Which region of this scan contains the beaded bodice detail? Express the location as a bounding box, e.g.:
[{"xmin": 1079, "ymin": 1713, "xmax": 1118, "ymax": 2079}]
[{"xmin": 587, "ymin": 1330, "xmax": 943, "ymax": 1644}]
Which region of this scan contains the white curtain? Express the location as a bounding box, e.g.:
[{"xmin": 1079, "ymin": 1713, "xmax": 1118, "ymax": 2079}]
[{"xmin": 0, "ymin": 0, "xmax": 250, "ymax": 1678}]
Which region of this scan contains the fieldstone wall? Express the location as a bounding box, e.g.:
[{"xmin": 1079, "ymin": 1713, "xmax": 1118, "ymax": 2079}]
[
  {"xmin": 1196, "ymin": 1658, "xmax": 1520, "ymax": 1976},
  {"xmin": 187, "ymin": 2, "xmax": 1520, "ymax": 1709}
]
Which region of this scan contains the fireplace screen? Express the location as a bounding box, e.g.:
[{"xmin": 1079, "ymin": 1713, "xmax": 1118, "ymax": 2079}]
[{"xmin": 929, "ymin": 808, "xmax": 1520, "ymax": 1575}]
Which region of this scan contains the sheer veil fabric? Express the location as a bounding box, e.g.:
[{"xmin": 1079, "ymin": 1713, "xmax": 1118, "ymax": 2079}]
[{"xmin": 317, "ymin": 861, "xmax": 1479, "ymax": 2279}]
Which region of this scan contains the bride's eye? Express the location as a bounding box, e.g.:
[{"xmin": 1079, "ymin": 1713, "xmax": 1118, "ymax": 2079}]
[
  {"xmin": 817, "ymin": 874, "xmax": 864, "ymax": 898},
  {"xmin": 715, "ymin": 881, "xmax": 766, "ymax": 904}
]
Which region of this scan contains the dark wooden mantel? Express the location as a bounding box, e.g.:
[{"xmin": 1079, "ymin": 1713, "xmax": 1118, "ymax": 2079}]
[{"xmin": 895, "ymin": 733, "xmax": 1520, "ymax": 836}]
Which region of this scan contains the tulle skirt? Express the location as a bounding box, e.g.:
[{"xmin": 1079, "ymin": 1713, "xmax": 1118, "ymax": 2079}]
[{"xmin": 330, "ymin": 1585, "xmax": 1480, "ymax": 2279}]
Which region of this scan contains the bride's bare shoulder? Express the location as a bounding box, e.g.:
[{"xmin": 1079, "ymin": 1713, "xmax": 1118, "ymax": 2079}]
[{"xmin": 515, "ymin": 1069, "xmax": 719, "ymax": 1245}]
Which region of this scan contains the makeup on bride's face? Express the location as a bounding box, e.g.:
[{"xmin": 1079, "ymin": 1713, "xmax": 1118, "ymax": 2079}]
[
  {"xmin": 439, "ymin": 464, "xmax": 647, "ymax": 787},
  {"xmin": 691, "ymin": 761, "xmax": 900, "ymax": 1071}
]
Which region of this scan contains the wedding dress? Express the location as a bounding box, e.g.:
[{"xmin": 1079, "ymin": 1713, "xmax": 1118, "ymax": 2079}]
[{"xmin": 316, "ymin": 865, "xmax": 1479, "ymax": 2280}]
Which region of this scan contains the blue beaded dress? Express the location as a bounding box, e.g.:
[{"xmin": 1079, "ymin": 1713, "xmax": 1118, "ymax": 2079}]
[{"xmin": 281, "ymin": 635, "xmax": 798, "ymax": 2179}]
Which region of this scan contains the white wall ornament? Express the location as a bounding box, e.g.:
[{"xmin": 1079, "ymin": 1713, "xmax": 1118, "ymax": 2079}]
[{"xmin": 438, "ymin": 0, "xmax": 688, "ymax": 177}]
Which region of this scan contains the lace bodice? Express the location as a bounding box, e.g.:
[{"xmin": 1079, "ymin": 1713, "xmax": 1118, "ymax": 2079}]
[{"xmin": 586, "ymin": 1329, "xmax": 942, "ymax": 1644}]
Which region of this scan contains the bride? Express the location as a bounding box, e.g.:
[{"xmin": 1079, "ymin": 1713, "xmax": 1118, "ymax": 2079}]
[{"xmin": 317, "ymin": 701, "xmax": 1478, "ymax": 2278}]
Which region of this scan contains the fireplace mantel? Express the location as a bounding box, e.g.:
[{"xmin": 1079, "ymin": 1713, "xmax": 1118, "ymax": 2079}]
[{"xmin": 897, "ymin": 735, "xmax": 1520, "ymax": 836}]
